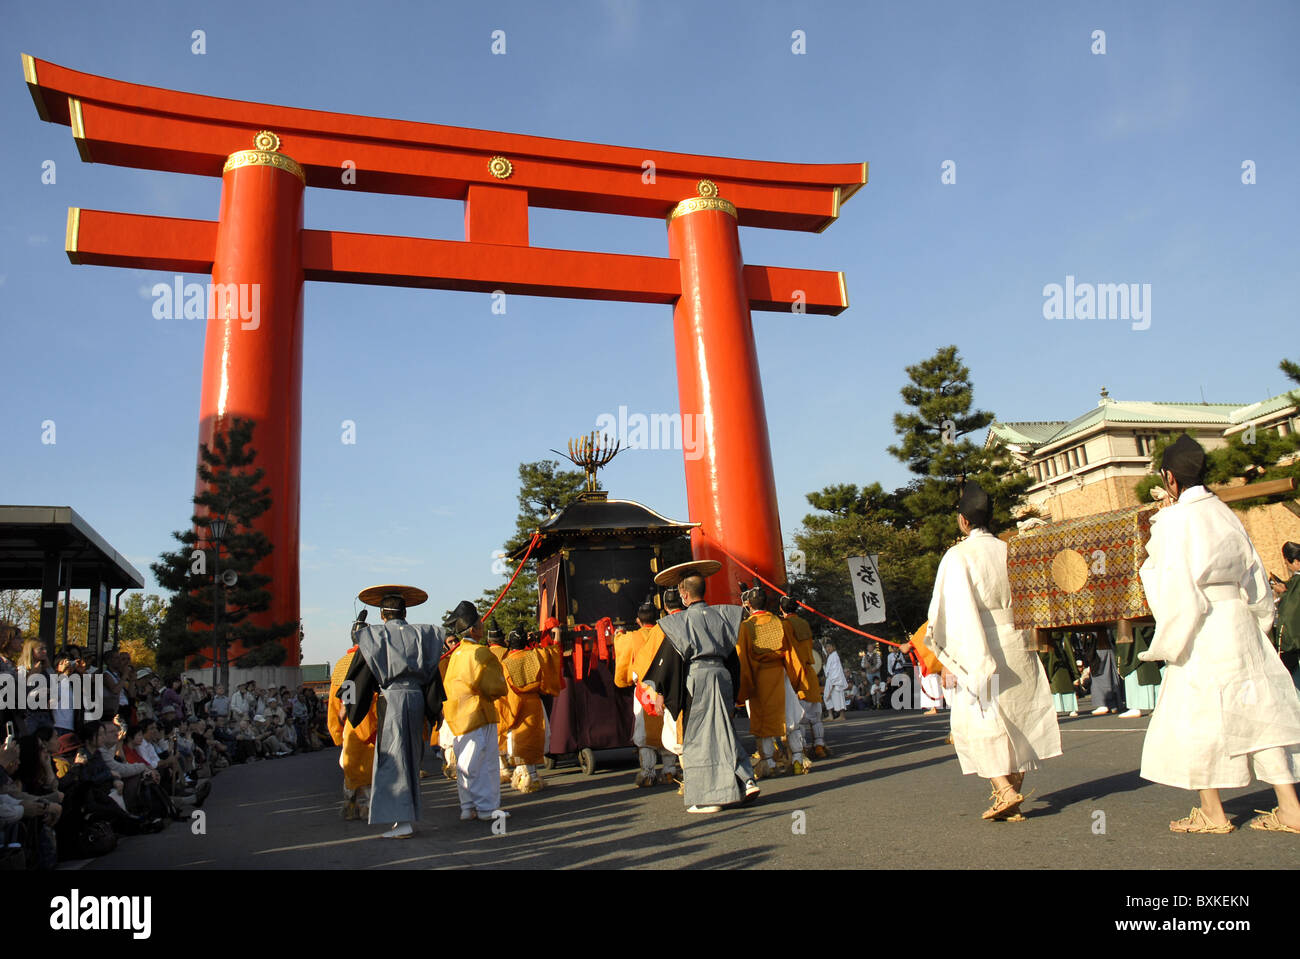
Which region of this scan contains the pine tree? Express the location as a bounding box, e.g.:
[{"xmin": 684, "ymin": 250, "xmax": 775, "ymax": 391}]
[
  {"xmin": 477, "ymin": 460, "xmax": 592, "ymax": 634},
  {"xmin": 791, "ymin": 483, "xmax": 930, "ymax": 659},
  {"xmin": 152, "ymin": 418, "xmax": 297, "ymax": 684},
  {"xmin": 1136, "ymin": 429, "xmax": 1300, "ymax": 511},
  {"xmin": 888, "ymin": 346, "xmax": 1032, "ymax": 553}
]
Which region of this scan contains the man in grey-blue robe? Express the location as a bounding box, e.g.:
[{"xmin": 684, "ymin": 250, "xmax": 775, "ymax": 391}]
[
  {"xmin": 643, "ymin": 565, "xmax": 758, "ymax": 813},
  {"xmin": 342, "ymin": 585, "xmax": 445, "ymax": 838}
]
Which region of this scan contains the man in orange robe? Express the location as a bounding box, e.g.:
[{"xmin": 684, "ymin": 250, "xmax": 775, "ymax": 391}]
[
  {"xmin": 616, "ymin": 599, "xmax": 680, "ymax": 786},
  {"xmin": 442, "ymin": 602, "xmax": 510, "ymax": 821},
  {"xmin": 780, "ymin": 596, "xmax": 828, "ymax": 760},
  {"xmin": 502, "ymin": 629, "xmax": 564, "ymax": 793},
  {"xmin": 328, "ymin": 643, "xmax": 378, "ymax": 821},
  {"xmin": 736, "ymin": 586, "xmax": 809, "ymax": 777}
]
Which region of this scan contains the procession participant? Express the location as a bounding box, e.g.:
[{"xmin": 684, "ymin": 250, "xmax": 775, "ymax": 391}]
[
  {"xmin": 1088, "ymin": 628, "xmax": 1122, "ymax": 715},
  {"xmin": 1039, "ymin": 631, "xmax": 1081, "ymax": 718},
  {"xmin": 502, "ymin": 628, "xmax": 564, "ymax": 793},
  {"xmin": 822, "ymin": 642, "xmax": 848, "ymax": 719},
  {"xmin": 615, "ymin": 598, "xmax": 677, "ymax": 787},
  {"xmin": 341, "ymin": 585, "xmax": 445, "ymax": 839},
  {"xmin": 642, "ymin": 561, "xmax": 759, "ymax": 814},
  {"xmin": 433, "ymin": 632, "xmax": 462, "ymax": 780},
  {"xmin": 441, "ymin": 601, "xmax": 510, "ymax": 821},
  {"xmin": 1116, "ymin": 624, "xmax": 1161, "ymax": 718},
  {"xmin": 485, "ymin": 619, "xmax": 514, "ymax": 784},
  {"xmin": 1137, "ymin": 435, "xmax": 1300, "ymax": 834},
  {"xmin": 1270, "ymin": 541, "xmax": 1300, "ymax": 689},
  {"xmin": 737, "ymin": 586, "xmax": 810, "ymax": 776},
  {"xmin": 926, "ymin": 480, "xmax": 1062, "ymax": 822},
  {"xmin": 328, "ymin": 639, "xmax": 378, "ymax": 821},
  {"xmin": 781, "ymin": 596, "xmax": 828, "ymax": 759},
  {"xmin": 645, "ymin": 588, "xmax": 686, "ymax": 776},
  {"xmin": 900, "ymin": 620, "xmax": 947, "ymax": 715}
]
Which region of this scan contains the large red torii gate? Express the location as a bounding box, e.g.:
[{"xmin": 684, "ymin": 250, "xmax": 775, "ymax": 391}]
[{"xmin": 23, "ymin": 54, "xmax": 865, "ymax": 664}]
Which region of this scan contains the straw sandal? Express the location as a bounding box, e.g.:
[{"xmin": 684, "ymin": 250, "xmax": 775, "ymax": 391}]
[
  {"xmin": 982, "ymin": 784, "xmax": 1024, "ymax": 821},
  {"xmin": 1248, "ymin": 808, "xmax": 1300, "ymax": 834},
  {"xmin": 1169, "ymin": 807, "xmax": 1235, "ymax": 834}
]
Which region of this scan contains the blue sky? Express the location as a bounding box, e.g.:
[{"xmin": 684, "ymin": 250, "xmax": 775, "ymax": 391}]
[{"xmin": 2, "ymin": 1, "xmax": 1297, "ymax": 666}]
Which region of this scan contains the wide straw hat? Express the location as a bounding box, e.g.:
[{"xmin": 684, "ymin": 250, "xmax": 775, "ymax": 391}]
[
  {"xmin": 357, "ymin": 584, "xmax": 429, "ymax": 608},
  {"xmin": 653, "ymin": 559, "xmax": 722, "ymax": 588}
]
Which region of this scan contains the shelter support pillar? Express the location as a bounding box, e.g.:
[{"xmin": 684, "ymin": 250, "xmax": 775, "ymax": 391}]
[
  {"xmin": 666, "ymin": 183, "xmax": 785, "ymax": 606},
  {"xmin": 38, "ymin": 550, "xmax": 59, "ymax": 648},
  {"xmin": 195, "ymin": 133, "xmax": 305, "ymax": 666}
]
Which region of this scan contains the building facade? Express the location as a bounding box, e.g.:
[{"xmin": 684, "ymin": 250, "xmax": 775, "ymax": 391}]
[{"xmin": 989, "ymin": 388, "xmax": 1300, "ymax": 576}]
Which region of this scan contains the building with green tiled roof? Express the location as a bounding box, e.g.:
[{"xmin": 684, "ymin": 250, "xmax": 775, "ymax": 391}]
[{"xmin": 987, "ymin": 387, "xmax": 1299, "ymax": 521}]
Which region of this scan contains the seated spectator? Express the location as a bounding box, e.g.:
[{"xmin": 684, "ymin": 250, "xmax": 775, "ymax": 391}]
[
  {"xmin": 87, "ymin": 720, "xmax": 153, "ymax": 817},
  {"xmin": 161, "ymin": 679, "xmax": 185, "ymax": 721},
  {"xmin": 208, "ymin": 684, "xmax": 231, "ymax": 722},
  {"xmin": 2, "ymin": 733, "xmax": 61, "ymax": 868},
  {"xmin": 870, "ymin": 678, "xmax": 887, "ymax": 709},
  {"xmin": 172, "ymin": 719, "xmax": 199, "ymax": 779},
  {"xmin": 209, "ymin": 717, "xmax": 237, "ymax": 766},
  {"xmin": 124, "ymin": 723, "xmax": 185, "ymax": 797},
  {"xmin": 51, "ymin": 731, "xmax": 159, "ymax": 849},
  {"xmin": 229, "ymin": 683, "xmax": 250, "ymax": 721},
  {"xmin": 235, "ymin": 718, "xmax": 263, "ymax": 763},
  {"xmin": 278, "ymin": 719, "xmax": 299, "ymax": 754},
  {"xmin": 190, "ymin": 719, "xmax": 224, "ymax": 771},
  {"xmin": 254, "ymin": 715, "xmax": 290, "ymax": 758}
]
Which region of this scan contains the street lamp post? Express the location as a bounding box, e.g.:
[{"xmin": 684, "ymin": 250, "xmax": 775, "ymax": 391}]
[{"xmin": 209, "ymin": 514, "xmax": 229, "ymax": 690}]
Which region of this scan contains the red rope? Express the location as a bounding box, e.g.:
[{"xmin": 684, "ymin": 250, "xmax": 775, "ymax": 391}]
[
  {"xmin": 480, "ymin": 532, "xmax": 541, "ymax": 623},
  {"xmin": 696, "ymin": 529, "xmax": 903, "ymax": 649}
]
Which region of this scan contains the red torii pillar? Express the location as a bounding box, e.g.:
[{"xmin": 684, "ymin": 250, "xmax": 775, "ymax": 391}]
[
  {"xmin": 23, "ymin": 54, "xmax": 865, "ymax": 650},
  {"xmin": 198, "ymin": 135, "xmax": 306, "ymax": 664},
  {"xmin": 668, "ymin": 186, "xmax": 784, "ymax": 605}
]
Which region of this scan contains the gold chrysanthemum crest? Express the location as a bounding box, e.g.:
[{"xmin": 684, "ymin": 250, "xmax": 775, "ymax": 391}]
[
  {"xmin": 253, "ymin": 130, "xmax": 281, "ymax": 152},
  {"xmin": 488, "ymin": 156, "xmax": 513, "ymax": 179},
  {"xmin": 222, "ymin": 129, "xmax": 305, "ymax": 184},
  {"xmin": 666, "ymin": 178, "xmax": 737, "ymax": 225}
]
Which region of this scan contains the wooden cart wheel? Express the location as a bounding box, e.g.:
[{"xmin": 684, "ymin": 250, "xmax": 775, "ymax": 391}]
[{"xmin": 578, "ymin": 747, "xmax": 596, "ymax": 776}]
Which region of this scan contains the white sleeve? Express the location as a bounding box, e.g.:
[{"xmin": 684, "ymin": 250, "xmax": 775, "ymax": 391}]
[
  {"xmin": 928, "ymin": 547, "xmax": 996, "ymax": 688},
  {"xmin": 1138, "ymin": 513, "xmax": 1203, "ymax": 665}
]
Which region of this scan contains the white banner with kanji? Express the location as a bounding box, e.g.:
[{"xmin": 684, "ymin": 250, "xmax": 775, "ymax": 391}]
[{"xmin": 847, "ymin": 554, "xmax": 886, "ymax": 625}]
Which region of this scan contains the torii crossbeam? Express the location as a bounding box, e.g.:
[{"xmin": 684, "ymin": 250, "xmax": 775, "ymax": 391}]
[{"xmin": 24, "ymin": 54, "xmax": 866, "ymax": 662}]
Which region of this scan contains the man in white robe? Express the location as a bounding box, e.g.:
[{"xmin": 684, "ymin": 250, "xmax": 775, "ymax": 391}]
[
  {"xmin": 927, "ymin": 481, "xmax": 1061, "ymax": 821},
  {"xmin": 822, "ymin": 644, "xmax": 847, "ymax": 719},
  {"xmin": 1138, "ymin": 435, "xmax": 1300, "ymax": 834}
]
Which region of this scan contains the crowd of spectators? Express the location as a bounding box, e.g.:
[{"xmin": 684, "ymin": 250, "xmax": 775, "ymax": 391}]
[{"xmin": 0, "ymin": 620, "xmax": 328, "ymax": 869}]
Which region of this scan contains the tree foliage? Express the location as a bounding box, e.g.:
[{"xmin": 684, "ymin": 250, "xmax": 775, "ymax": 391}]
[
  {"xmin": 887, "ymin": 346, "xmax": 1033, "ymax": 552},
  {"xmin": 0, "ymin": 591, "xmax": 89, "ymax": 650},
  {"xmin": 1135, "ymin": 429, "xmax": 1300, "ymax": 511},
  {"xmin": 152, "ymin": 418, "xmax": 297, "ymax": 679},
  {"xmin": 789, "ymin": 346, "xmax": 1031, "ymax": 657},
  {"xmin": 478, "ymin": 459, "xmax": 591, "ymax": 635},
  {"xmin": 790, "ymin": 483, "xmax": 931, "ymax": 660}
]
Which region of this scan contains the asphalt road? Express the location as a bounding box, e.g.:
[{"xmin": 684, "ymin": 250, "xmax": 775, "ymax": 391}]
[{"xmin": 75, "ymin": 708, "xmax": 1299, "ymax": 870}]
